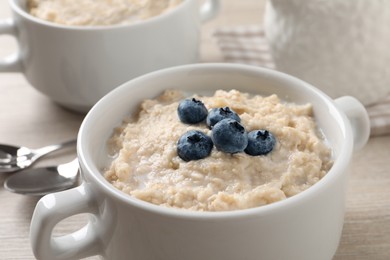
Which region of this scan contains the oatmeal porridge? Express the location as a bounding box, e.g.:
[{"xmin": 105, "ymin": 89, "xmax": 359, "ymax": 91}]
[
  {"xmin": 27, "ymin": 0, "xmax": 182, "ymax": 26},
  {"xmin": 104, "ymin": 89, "xmax": 333, "ymax": 211}
]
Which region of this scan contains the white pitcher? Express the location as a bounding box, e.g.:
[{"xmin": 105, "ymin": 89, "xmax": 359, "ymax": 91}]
[{"xmin": 264, "ymin": 0, "xmax": 390, "ymax": 105}]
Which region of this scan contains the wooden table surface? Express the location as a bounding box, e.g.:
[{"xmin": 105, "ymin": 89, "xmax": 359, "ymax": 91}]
[{"xmin": 1, "ymin": 1, "xmax": 389, "ymax": 259}]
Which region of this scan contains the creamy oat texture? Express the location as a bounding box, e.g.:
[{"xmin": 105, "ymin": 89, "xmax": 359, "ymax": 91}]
[
  {"xmin": 27, "ymin": 0, "xmax": 182, "ymax": 26},
  {"xmin": 105, "ymin": 90, "xmax": 333, "ymax": 211}
]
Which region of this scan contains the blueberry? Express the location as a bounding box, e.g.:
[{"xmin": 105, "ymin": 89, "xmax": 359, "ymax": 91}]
[
  {"xmin": 177, "ymin": 98, "xmax": 208, "ymax": 124},
  {"xmin": 206, "ymin": 107, "xmax": 240, "ymax": 129},
  {"xmin": 211, "ymin": 118, "xmax": 248, "ymax": 154},
  {"xmin": 245, "ymin": 130, "xmax": 276, "ymax": 156},
  {"xmin": 177, "ymin": 130, "xmax": 213, "ymax": 161}
]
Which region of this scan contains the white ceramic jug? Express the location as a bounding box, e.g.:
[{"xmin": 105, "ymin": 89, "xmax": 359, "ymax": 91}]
[{"xmin": 264, "ymin": 0, "xmax": 390, "ymax": 105}]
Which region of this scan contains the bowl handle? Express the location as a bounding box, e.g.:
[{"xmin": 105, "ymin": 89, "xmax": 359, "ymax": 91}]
[
  {"xmin": 200, "ymin": 0, "xmax": 220, "ymax": 23},
  {"xmin": 335, "ymin": 96, "xmax": 370, "ymax": 150},
  {"xmin": 30, "ymin": 183, "xmax": 106, "ymax": 260},
  {"xmin": 0, "ymin": 18, "xmax": 22, "ymax": 72}
]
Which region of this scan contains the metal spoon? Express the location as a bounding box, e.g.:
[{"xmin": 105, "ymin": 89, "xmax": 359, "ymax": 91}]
[
  {"xmin": 0, "ymin": 140, "xmax": 76, "ymax": 173},
  {"xmin": 4, "ymin": 159, "xmax": 79, "ymax": 196}
]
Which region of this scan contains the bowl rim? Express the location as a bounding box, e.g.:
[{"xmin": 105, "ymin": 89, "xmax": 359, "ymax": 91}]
[
  {"xmin": 9, "ymin": 0, "xmax": 189, "ymax": 31},
  {"xmin": 78, "ymin": 63, "xmax": 353, "ymax": 220}
]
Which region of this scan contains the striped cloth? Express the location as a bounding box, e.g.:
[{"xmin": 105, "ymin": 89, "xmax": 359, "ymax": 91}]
[{"xmin": 214, "ymin": 25, "xmax": 390, "ymax": 136}]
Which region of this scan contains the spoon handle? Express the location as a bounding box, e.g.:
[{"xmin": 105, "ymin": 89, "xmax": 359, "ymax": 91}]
[{"xmin": 31, "ymin": 140, "xmax": 77, "ymax": 160}]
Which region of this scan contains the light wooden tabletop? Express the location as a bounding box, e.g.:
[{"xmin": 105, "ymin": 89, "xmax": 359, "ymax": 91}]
[{"xmin": 1, "ymin": 1, "xmax": 389, "ymax": 259}]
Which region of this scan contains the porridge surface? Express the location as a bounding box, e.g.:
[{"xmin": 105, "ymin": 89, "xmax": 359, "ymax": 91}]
[
  {"xmin": 104, "ymin": 89, "xmax": 333, "ymax": 211},
  {"xmin": 27, "ymin": 0, "xmax": 182, "ymax": 26}
]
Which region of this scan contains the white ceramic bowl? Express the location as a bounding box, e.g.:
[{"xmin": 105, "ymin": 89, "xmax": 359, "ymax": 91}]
[
  {"xmin": 1, "ymin": 0, "xmax": 219, "ymax": 112},
  {"xmin": 30, "ymin": 63, "xmax": 370, "ymax": 260}
]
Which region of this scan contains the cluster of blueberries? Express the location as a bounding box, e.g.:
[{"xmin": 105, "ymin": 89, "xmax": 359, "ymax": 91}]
[{"xmin": 176, "ymin": 98, "xmax": 276, "ymax": 162}]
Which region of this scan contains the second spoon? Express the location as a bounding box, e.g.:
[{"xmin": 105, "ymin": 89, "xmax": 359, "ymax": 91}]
[{"xmin": 0, "ymin": 140, "xmax": 77, "ymax": 173}]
